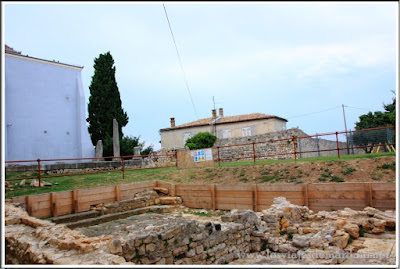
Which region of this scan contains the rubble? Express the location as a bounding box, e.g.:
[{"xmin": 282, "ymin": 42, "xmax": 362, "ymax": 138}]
[{"xmin": 5, "ymin": 195, "xmax": 396, "ymax": 265}]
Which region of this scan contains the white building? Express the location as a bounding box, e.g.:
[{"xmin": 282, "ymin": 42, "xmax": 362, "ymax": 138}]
[{"xmin": 5, "ymin": 45, "xmax": 94, "ymax": 162}]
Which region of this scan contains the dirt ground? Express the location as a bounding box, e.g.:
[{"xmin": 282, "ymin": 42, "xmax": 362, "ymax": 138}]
[{"xmin": 166, "ymin": 155, "xmax": 396, "ymax": 185}]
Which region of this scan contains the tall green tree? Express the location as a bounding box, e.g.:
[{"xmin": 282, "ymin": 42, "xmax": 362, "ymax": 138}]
[
  {"xmin": 86, "ymin": 52, "xmax": 129, "ymax": 146},
  {"xmin": 353, "ymin": 94, "xmax": 396, "ymax": 153}
]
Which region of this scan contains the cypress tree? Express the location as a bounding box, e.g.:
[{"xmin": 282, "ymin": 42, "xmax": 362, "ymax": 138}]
[{"xmin": 86, "ymin": 52, "xmax": 129, "ymax": 146}]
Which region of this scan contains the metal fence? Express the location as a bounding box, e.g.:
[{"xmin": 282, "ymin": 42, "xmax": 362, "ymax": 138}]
[
  {"xmin": 214, "ymin": 126, "xmax": 395, "ymax": 166},
  {"xmin": 5, "ymin": 126, "xmax": 395, "ymax": 185}
]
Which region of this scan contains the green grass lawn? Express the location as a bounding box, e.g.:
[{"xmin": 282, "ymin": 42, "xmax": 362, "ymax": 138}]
[
  {"xmin": 215, "ymin": 152, "xmax": 395, "ymax": 167},
  {"xmin": 5, "ymin": 152, "xmax": 395, "ymax": 198}
]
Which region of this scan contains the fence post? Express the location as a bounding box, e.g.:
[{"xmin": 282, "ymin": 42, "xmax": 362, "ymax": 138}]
[
  {"xmin": 292, "ymin": 137, "xmax": 297, "ymax": 161},
  {"xmin": 175, "ymin": 151, "xmax": 178, "ymax": 168},
  {"xmin": 316, "ymin": 134, "xmax": 321, "ymax": 157},
  {"xmin": 252, "ymin": 142, "xmax": 256, "ymax": 165},
  {"xmin": 121, "ymin": 156, "xmax": 125, "ymax": 179},
  {"xmin": 335, "ymin": 132, "xmax": 340, "ymax": 159},
  {"xmin": 37, "ymin": 159, "xmax": 41, "ymax": 187},
  {"xmin": 217, "ymin": 146, "xmax": 221, "ymax": 167}
]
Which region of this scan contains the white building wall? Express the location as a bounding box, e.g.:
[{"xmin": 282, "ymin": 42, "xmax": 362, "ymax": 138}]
[{"xmin": 5, "ymin": 53, "xmax": 94, "ymax": 162}]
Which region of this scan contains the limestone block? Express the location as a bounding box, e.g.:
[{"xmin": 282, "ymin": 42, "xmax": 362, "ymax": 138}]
[
  {"xmin": 145, "ymin": 243, "xmax": 156, "ymax": 252},
  {"xmin": 108, "ymin": 239, "xmax": 122, "ymax": 254},
  {"xmin": 291, "ymin": 234, "xmax": 312, "ymax": 248},
  {"xmin": 159, "ymin": 197, "xmax": 182, "ymax": 205},
  {"xmin": 331, "ymin": 230, "xmax": 349, "ymax": 249},
  {"xmin": 263, "ymin": 214, "xmax": 278, "ymax": 223},
  {"xmin": 343, "ymin": 223, "xmax": 360, "ymax": 239}
]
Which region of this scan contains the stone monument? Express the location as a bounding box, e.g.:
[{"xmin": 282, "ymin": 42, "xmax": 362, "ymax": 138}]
[
  {"xmin": 113, "ymin": 119, "xmax": 120, "ymax": 160},
  {"xmin": 95, "ymin": 140, "xmax": 103, "ymax": 161}
]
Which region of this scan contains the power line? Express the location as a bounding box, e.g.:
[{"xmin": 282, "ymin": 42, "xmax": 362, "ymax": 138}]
[
  {"xmin": 162, "ymin": 4, "xmax": 199, "ymax": 119},
  {"xmin": 287, "ymin": 106, "xmax": 341, "ymax": 119},
  {"xmin": 344, "ymin": 105, "xmax": 374, "ymax": 111}
]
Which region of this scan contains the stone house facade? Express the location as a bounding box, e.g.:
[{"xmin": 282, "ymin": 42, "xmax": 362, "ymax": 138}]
[
  {"xmin": 5, "ymin": 45, "xmax": 94, "ymax": 163},
  {"xmin": 159, "ymin": 108, "xmax": 287, "ymax": 150}
]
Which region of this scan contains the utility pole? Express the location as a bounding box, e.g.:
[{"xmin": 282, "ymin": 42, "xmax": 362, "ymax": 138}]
[{"xmin": 342, "ymin": 104, "xmax": 349, "ymax": 155}]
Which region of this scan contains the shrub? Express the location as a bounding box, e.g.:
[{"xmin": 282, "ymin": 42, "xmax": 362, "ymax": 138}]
[{"xmin": 185, "ymin": 132, "xmax": 217, "ymax": 150}]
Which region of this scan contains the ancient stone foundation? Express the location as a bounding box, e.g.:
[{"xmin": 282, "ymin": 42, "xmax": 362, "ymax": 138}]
[{"xmin": 5, "ymin": 194, "xmax": 396, "ymax": 265}]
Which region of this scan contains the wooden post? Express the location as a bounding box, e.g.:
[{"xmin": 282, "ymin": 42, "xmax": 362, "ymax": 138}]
[
  {"xmin": 210, "ymin": 184, "xmax": 216, "ymax": 211},
  {"xmin": 25, "ymin": 195, "xmax": 32, "ymax": 216},
  {"xmin": 115, "ymin": 185, "xmax": 121, "ymax": 202},
  {"xmin": 303, "ymin": 184, "xmax": 309, "ymax": 207},
  {"xmin": 50, "ymin": 192, "xmax": 58, "ymax": 217},
  {"xmin": 368, "ymin": 183, "xmax": 373, "ymax": 207},
  {"xmin": 252, "ymin": 185, "xmax": 258, "ymax": 212},
  {"xmin": 335, "ymin": 132, "xmax": 340, "ymax": 159},
  {"xmin": 72, "ymin": 190, "xmax": 79, "ymax": 213},
  {"xmin": 252, "ymin": 142, "xmax": 256, "ymax": 165},
  {"xmin": 171, "ymin": 184, "xmax": 176, "ymax": 197}
]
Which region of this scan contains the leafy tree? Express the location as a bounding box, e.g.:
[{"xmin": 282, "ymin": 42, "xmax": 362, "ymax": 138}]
[
  {"xmin": 86, "ymin": 52, "xmax": 129, "ymax": 147},
  {"xmin": 140, "ymin": 144, "xmax": 155, "ymax": 156},
  {"xmin": 185, "ymin": 132, "xmax": 217, "ymax": 150},
  {"xmin": 353, "ymin": 94, "xmax": 396, "ymax": 153}
]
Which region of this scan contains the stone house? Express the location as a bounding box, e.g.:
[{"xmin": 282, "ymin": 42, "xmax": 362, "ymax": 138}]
[
  {"xmin": 4, "ymin": 45, "xmax": 94, "ymax": 162},
  {"xmin": 159, "ymin": 108, "xmax": 287, "ymax": 150}
]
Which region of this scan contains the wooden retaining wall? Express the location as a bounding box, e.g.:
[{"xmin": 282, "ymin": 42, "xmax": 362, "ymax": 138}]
[
  {"xmin": 9, "ymin": 181, "xmax": 395, "ymax": 219},
  {"xmin": 156, "ymin": 181, "xmax": 395, "ymax": 212},
  {"xmin": 10, "ymin": 181, "xmax": 157, "ymax": 218}
]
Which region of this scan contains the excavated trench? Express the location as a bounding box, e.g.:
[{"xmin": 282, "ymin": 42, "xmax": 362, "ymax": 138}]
[{"xmin": 5, "ymin": 189, "xmax": 397, "ymax": 265}]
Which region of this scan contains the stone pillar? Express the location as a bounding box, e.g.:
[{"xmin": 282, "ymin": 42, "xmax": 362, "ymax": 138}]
[
  {"xmin": 95, "ymin": 140, "xmax": 103, "ymax": 161},
  {"xmin": 113, "ymin": 119, "xmax": 120, "ymax": 160},
  {"xmin": 134, "ymin": 146, "xmax": 141, "ymax": 156}
]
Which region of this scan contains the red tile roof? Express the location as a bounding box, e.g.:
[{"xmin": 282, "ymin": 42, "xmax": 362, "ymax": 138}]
[
  {"xmin": 5, "ymin": 44, "xmax": 21, "ymax": 54},
  {"xmin": 160, "ymin": 113, "xmax": 287, "ymax": 131}
]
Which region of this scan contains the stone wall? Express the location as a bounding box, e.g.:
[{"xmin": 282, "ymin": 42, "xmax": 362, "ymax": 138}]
[{"xmin": 214, "ymin": 128, "xmax": 363, "ymax": 161}]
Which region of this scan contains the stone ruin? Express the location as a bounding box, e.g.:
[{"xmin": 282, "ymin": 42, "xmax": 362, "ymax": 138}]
[{"xmin": 5, "ymin": 190, "xmax": 396, "ymax": 265}]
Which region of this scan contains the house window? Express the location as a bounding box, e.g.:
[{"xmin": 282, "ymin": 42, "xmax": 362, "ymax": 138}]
[
  {"xmin": 242, "ymin": 127, "xmax": 251, "ymax": 137},
  {"xmin": 222, "ymin": 129, "xmax": 231, "ymax": 138},
  {"xmin": 183, "ymin": 133, "xmax": 192, "ymax": 144}
]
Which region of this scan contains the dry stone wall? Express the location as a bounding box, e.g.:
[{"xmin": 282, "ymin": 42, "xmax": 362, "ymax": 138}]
[{"xmin": 213, "ymin": 128, "xmax": 361, "ymax": 160}]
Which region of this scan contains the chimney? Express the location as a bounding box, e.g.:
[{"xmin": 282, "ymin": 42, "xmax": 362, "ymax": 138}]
[
  {"xmin": 212, "ymin": 109, "xmax": 217, "ymax": 119},
  {"xmin": 219, "ymin": 108, "xmax": 224, "ymax": 117},
  {"xmin": 170, "ymin": 117, "xmax": 175, "ymax": 127}
]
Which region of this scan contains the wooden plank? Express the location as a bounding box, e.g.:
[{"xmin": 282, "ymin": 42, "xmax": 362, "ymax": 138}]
[
  {"xmin": 373, "ymin": 199, "xmax": 396, "ymax": 208},
  {"xmin": 257, "ymin": 191, "xmax": 303, "ymax": 199},
  {"xmin": 181, "ymin": 195, "xmax": 211, "ymax": 202},
  {"xmin": 31, "ymin": 200, "xmax": 51, "ymax": 211},
  {"xmin": 308, "ymin": 191, "xmax": 366, "ymax": 199},
  {"xmin": 156, "ymin": 181, "xmax": 172, "ymax": 189},
  {"xmin": 370, "ymin": 183, "xmax": 395, "ymax": 191},
  {"xmin": 29, "ymin": 193, "xmax": 51, "ymax": 203},
  {"xmin": 118, "ymin": 181, "xmax": 156, "ymax": 191},
  {"xmin": 257, "ymin": 184, "xmax": 303, "ymax": 192},
  {"xmin": 55, "ymin": 191, "xmax": 74, "ymax": 199},
  {"xmin": 215, "ymin": 191, "xmax": 252, "ymax": 198},
  {"xmin": 115, "ymin": 185, "xmax": 121, "ymax": 202},
  {"xmin": 175, "ymin": 190, "xmax": 211, "ymax": 197},
  {"xmin": 215, "ymin": 197, "xmax": 253, "ymax": 205},
  {"xmin": 373, "ymin": 191, "xmax": 396, "ymax": 200},
  {"xmin": 77, "ymin": 185, "xmax": 114, "ymax": 196},
  {"xmin": 216, "ymin": 203, "xmax": 252, "ymax": 211},
  {"xmin": 183, "ymin": 201, "xmax": 212, "ymax": 209},
  {"xmin": 365, "ymin": 183, "xmax": 372, "ymax": 207},
  {"xmin": 56, "ymin": 204, "xmax": 74, "ymax": 216},
  {"xmin": 307, "ymin": 183, "xmax": 366, "ymax": 192},
  {"xmin": 57, "ymin": 196, "xmax": 73, "ymax": 207},
  {"xmin": 308, "ymin": 198, "xmax": 366, "ymax": 207},
  {"xmin": 215, "ymin": 185, "xmax": 253, "ymax": 192},
  {"xmin": 176, "ymin": 184, "xmax": 210, "ymax": 191},
  {"xmin": 31, "ymin": 208, "xmax": 52, "ymax": 219},
  {"xmin": 79, "ymin": 191, "xmax": 115, "ymax": 203},
  {"xmin": 309, "ymin": 206, "xmax": 366, "ymax": 212}
]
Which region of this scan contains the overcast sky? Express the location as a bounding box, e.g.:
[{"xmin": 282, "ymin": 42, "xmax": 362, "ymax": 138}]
[{"xmin": 3, "ymin": 2, "xmax": 398, "ymax": 150}]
